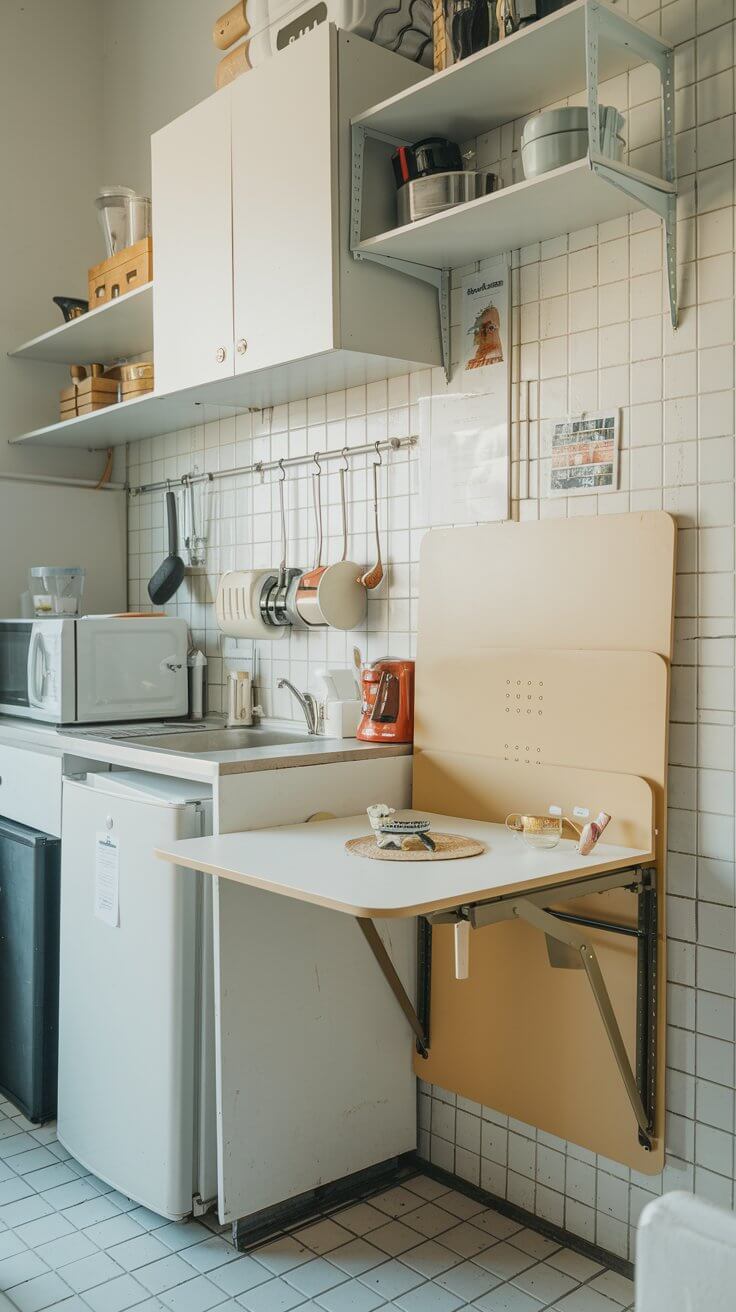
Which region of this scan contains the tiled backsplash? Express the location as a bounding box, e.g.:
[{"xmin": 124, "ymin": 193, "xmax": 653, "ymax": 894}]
[{"xmin": 127, "ymin": 0, "xmax": 736, "ymax": 1266}]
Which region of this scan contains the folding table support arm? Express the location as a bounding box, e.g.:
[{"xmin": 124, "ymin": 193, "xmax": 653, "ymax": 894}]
[
  {"xmin": 512, "ymin": 899, "xmax": 652, "ymax": 1147},
  {"xmin": 356, "ymin": 918, "xmax": 429, "ymax": 1056}
]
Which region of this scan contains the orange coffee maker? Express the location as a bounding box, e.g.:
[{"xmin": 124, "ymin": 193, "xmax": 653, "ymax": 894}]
[{"xmin": 356, "ymin": 658, "xmax": 415, "ymax": 743}]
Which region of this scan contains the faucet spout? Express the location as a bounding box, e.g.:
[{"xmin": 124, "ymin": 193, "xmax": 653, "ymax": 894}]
[{"xmin": 277, "ymin": 678, "xmax": 320, "ymax": 735}]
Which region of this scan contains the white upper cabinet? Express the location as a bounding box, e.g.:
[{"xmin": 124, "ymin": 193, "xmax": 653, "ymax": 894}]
[
  {"xmin": 231, "ymin": 29, "xmax": 337, "ymax": 376},
  {"xmin": 152, "ymin": 91, "xmax": 234, "ymax": 396},
  {"xmin": 152, "ymin": 27, "xmax": 440, "ymax": 402}
]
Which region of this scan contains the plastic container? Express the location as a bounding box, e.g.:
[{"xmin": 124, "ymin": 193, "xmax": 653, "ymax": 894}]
[
  {"xmin": 95, "ymin": 187, "xmax": 151, "ymax": 257},
  {"xmin": 29, "ymin": 566, "xmax": 86, "ymax": 616},
  {"xmin": 126, "ymin": 195, "xmax": 152, "ymax": 245},
  {"xmin": 521, "ymin": 105, "xmax": 626, "ymax": 179},
  {"xmin": 95, "ymin": 186, "xmax": 136, "ymax": 257}
]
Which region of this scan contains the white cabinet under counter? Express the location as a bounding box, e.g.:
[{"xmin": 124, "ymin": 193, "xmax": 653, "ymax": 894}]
[
  {"xmin": 14, "ymin": 717, "xmax": 415, "ymax": 1237},
  {"xmin": 152, "ymin": 25, "xmax": 441, "ymax": 405}
]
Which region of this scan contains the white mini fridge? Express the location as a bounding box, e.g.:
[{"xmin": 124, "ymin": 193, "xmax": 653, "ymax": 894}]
[{"xmin": 57, "ymin": 772, "xmax": 216, "ymax": 1220}]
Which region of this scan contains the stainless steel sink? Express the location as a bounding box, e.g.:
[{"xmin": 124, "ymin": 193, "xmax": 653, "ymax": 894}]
[{"xmin": 131, "ymin": 727, "xmax": 311, "ymax": 754}]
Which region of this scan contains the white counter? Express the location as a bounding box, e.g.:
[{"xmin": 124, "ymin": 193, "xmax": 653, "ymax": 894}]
[{"xmin": 0, "ymin": 714, "xmax": 411, "ymax": 784}]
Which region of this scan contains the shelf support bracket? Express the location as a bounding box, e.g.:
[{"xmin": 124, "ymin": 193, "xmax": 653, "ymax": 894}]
[
  {"xmin": 350, "ymin": 123, "xmax": 451, "ymax": 380},
  {"xmin": 585, "ymin": 0, "xmax": 678, "ymax": 329}
]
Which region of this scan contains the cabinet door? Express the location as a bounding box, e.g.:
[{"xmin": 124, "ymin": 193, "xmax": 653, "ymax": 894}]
[
  {"xmin": 231, "ymin": 25, "xmax": 337, "ymax": 377},
  {"xmin": 152, "ymin": 90, "xmax": 234, "ymax": 395}
]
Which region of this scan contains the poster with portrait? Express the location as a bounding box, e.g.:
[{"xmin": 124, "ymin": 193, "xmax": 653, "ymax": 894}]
[{"xmin": 459, "ymin": 260, "xmax": 509, "ymax": 385}]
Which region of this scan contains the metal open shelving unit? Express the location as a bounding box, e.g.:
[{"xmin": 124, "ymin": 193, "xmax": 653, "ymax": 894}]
[{"xmin": 350, "ymin": 0, "xmax": 678, "ymax": 378}]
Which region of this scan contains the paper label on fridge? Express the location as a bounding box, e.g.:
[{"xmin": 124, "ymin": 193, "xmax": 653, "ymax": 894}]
[{"xmin": 95, "ymin": 833, "xmax": 120, "ymax": 928}]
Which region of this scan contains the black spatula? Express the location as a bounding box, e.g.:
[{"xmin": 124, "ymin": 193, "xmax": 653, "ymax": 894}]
[{"xmin": 148, "ymin": 490, "xmax": 185, "ymax": 604}]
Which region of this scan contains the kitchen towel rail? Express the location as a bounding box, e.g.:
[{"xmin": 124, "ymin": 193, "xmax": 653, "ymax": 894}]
[{"xmin": 128, "ymin": 434, "xmax": 417, "ymax": 497}]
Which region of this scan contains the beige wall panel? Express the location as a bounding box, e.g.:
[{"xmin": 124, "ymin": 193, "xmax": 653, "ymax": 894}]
[
  {"xmin": 417, "ymin": 512, "xmax": 676, "ymax": 659},
  {"xmin": 412, "ymin": 512, "xmax": 675, "ymax": 1175},
  {"xmin": 413, "ymin": 750, "xmax": 662, "ymax": 1172}
]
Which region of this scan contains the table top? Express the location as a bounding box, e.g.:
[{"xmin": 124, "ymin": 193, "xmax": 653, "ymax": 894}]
[{"xmin": 155, "ymin": 811, "xmax": 653, "ymax": 918}]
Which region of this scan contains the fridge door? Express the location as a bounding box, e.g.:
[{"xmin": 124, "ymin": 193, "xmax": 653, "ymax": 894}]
[
  {"xmin": 57, "ymin": 773, "xmax": 208, "ymax": 1219},
  {"xmin": 75, "ymin": 618, "xmax": 188, "ymax": 723},
  {"xmin": 0, "ymin": 817, "xmax": 60, "ymax": 1122}
]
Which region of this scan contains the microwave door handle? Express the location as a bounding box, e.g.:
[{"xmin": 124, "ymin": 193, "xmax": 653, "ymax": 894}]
[{"xmin": 27, "ymin": 631, "xmax": 45, "ymax": 707}]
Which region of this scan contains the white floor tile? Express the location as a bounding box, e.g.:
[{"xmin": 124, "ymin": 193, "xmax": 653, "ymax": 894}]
[
  {"xmin": 546, "ymin": 1250, "xmax": 603, "ymax": 1283},
  {"xmin": 158, "ymin": 1273, "xmax": 230, "ymax": 1312},
  {"xmin": 13, "ymin": 1213, "xmax": 74, "ymax": 1251},
  {"xmin": 3, "ymin": 1270, "xmax": 72, "ymax": 1312},
  {"xmin": 324, "ymin": 1238, "xmax": 385, "ymax": 1277},
  {"xmin": 366, "ymin": 1221, "xmax": 421, "ymax": 1257},
  {"xmin": 135, "ymin": 1255, "xmax": 199, "ymax": 1296},
  {"xmin": 472, "ymin": 1211, "xmax": 525, "ymax": 1241},
  {"xmin": 511, "ymin": 1260, "xmax": 578, "ymax": 1305},
  {"xmin": 283, "ymin": 1255, "xmax": 347, "ymax": 1298},
  {"xmin": 237, "ymin": 1275, "xmax": 308, "ymax": 1311},
  {"xmin": 63, "ymin": 1250, "xmax": 125, "ymax": 1293},
  {"xmin": 369, "ymin": 1187, "xmax": 423, "ymax": 1219},
  {"xmin": 324, "ymin": 1206, "xmax": 383, "ymax": 1238},
  {"xmin": 357, "ymin": 1257, "xmax": 424, "ymax": 1301},
  {"xmin": 392, "ymin": 1280, "xmax": 465, "ymax": 1312},
  {"xmin": 474, "ymin": 1284, "xmax": 545, "ymax": 1312},
  {"xmin": 82, "ymin": 1272, "xmax": 151, "ymax": 1312},
  {"xmin": 180, "ymin": 1237, "xmax": 240, "ymax": 1275},
  {"xmin": 208, "ymin": 1256, "xmax": 271, "ymax": 1298},
  {"xmin": 0, "ymin": 1250, "xmax": 48, "ymax": 1288},
  {"xmin": 35, "ymin": 1230, "xmax": 97, "ymax": 1269},
  {"xmin": 587, "ymin": 1271, "xmax": 636, "ymax": 1306},
  {"xmin": 435, "ymin": 1258, "xmax": 502, "ymax": 1302},
  {"xmin": 441, "ymin": 1220, "xmax": 497, "ymax": 1259},
  {"xmin": 86, "ymin": 1217, "xmax": 147, "ymax": 1250},
  {"xmin": 295, "ymin": 1220, "xmax": 353, "ymax": 1256},
  {"xmin": 400, "ymin": 1239, "xmax": 460, "ymax": 1279},
  {"xmin": 0, "ymin": 1123, "xmax": 634, "ymax": 1312},
  {"xmin": 110, "ymin": 1234, "xmax": 173, "ymax": 1272},
  {"xmin": 315, "ymin": 1279, "xmax": 386, "ymax": 1310},
  {"xmin": 252, "ymin": 1236, "xmax": 311, "ymax": 1277}
]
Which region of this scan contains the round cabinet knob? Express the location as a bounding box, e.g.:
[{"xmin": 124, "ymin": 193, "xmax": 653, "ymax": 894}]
[
  {"xmin": 236, "ymin": 339, "xmax": 248, "ymax": 355},
  {"xmin": 215, "ymin": 346, "xmax": 227, "ymax": 364}
]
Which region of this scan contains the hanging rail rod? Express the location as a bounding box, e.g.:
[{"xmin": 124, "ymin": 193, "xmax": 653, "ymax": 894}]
[{"xmin": 128, "ymin": 434, "xmax": 418, "ymax": 497}]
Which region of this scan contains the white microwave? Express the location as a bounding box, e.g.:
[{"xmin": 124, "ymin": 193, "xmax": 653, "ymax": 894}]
[{"xmin": 0, "ymin": 617, "xmax": 189, "ymax": 724}]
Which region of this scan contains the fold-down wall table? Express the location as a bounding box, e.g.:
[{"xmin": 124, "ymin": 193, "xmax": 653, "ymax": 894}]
[{"xmin": 157, "ymin": 794, "xmax": 657, "ymax": 1153}]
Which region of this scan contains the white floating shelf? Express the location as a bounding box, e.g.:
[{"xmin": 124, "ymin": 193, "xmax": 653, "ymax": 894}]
[
  {"xmin": 10, "ymin": 284, "xmax": 153, "ymax": 365},
  {"xmin": 357, "ymin": 158, "xmax": 673, "ymax": 270},
  {"xmin": 352, "ymin": 0, "xmax": 669, "ymax": 142},
  {"xmin": 10, "ymin": 349, "xmax": 429, "ymax": 449}
]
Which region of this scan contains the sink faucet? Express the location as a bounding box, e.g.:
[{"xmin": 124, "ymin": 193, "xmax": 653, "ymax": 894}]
[{"xmin": 277, "ymin": 678, "xmax": 320, "ymax": 735}]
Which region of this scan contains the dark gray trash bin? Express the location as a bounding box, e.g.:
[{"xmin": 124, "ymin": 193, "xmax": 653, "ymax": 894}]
[{"xmin": 0, "ymin": 815, "xmax": 61, "ymax": 1123}]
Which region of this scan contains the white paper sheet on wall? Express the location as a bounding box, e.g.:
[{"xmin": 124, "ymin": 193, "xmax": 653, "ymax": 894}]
[
  {"xmin": 418, "ymin": 392, "xmax": 509, "ymax": 528},
  {"xmin": 95, "ymin": 833, "xmax": 119, "ymax": 928}
]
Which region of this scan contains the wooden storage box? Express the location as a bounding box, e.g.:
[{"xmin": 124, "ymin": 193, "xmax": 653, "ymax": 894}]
[
  {"xmin": 88, "ymin": 237, "xmax": 153, "ymax": 308},
  {"xmin": 60, "ymin": 375, "xmax": 118, "ymax": 420}
]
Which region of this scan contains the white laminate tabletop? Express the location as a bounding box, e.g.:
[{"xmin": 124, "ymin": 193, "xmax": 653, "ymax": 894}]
[{"xmin": 155, "ymin": 811, "xmax": 654, "ymax": 918}]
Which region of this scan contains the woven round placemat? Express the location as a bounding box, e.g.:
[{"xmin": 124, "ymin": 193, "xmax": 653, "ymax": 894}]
[{"xmin": 346, "ymin": 833, "xmax": 485, "ymax": 862}]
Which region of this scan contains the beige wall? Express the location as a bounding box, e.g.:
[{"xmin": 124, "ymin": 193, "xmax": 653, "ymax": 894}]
[
  {"xmin": 0, "ymin": 0, "xmax": 112, "ymax": 477},
  {"xmin": 100, "ymin": 0, "xmax": 225, "ymax": 192},
  {"xmin": 0, "ymin": 0, "xmax": 222, "ymax": 479}
]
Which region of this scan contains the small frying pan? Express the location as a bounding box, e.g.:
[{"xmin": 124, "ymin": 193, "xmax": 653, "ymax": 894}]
[{"xmin": 148, "ymin": 489, "xmax": 185, "ymax": 604}]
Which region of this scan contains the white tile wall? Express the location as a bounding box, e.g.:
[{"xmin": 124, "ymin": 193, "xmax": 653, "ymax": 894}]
[{"xmin": 126, "ymin": 0, "xmax": 736, "ymax": 1267}]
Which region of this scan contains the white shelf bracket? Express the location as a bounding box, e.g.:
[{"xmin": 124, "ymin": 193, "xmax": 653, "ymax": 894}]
[
  {"xmin": 350, "ymin": 123, "xmax": 452, "ymax": 380},
  {"xmin": 585, "ymin": 0, "xmax": 678, "ymax": 328}
]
